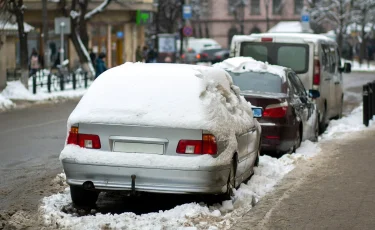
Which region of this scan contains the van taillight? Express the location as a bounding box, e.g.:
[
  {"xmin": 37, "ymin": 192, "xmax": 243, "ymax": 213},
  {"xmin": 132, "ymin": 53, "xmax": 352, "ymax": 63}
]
[
  {"xmin": 67, "ymin": 126, "xmax": 101, "ymax": 149},
  {"xmin": 176, "ymin": 134, "xmax": 217, "ymax": 155},
  {"xmin": 313, "ymin": 59, "xmax": 321, "ymax": 85},
  {"xmin": 263, "ymin": 106, "xmax": 287, "ymax": 118}
]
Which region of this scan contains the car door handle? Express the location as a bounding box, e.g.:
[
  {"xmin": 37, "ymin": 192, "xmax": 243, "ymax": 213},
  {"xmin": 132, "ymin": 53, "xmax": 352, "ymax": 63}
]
[{"xmin": 324, "ymin": 78, "xmax": 331, "ymax": 81}]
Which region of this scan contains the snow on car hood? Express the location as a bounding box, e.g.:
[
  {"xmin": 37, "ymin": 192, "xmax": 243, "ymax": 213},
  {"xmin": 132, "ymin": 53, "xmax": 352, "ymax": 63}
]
[
  {"xmin": 213, "ymin": 57, "xmax": 287, "ymax": 81},
  {"xmin": 67, "ymin": 63, "xmax": 255, "ymax": 140}
]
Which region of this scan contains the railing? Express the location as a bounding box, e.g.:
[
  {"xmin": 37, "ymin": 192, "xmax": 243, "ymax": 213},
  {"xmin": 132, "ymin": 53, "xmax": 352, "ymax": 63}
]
[
  {"xmin": 29, "ymin": 69, "xmax": 92, "ymax": 94},
  {"xmin": 363, "ymin": 82, "xmax": 375, "ymax": 126}
]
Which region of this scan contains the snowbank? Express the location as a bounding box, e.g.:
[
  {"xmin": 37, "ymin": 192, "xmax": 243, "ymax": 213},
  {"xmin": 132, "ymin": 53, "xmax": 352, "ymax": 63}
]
[
  {"xmin": 39, "ymin": 103, "xmax": 375, "ymax": 229},
  {"xmin": 267, "ymin": 21, "xmax": 309, "ymax": 33},
  {"xmin": 0, "ymin": 81, "xmax": 86, "ymax": 102},
  {"xmin": 212, "ymin": 57, "xmax": 286, "ymax": 81},
  {"xmin": 0, "ymin": 94, "xmax": 14, "ymax": 111}
]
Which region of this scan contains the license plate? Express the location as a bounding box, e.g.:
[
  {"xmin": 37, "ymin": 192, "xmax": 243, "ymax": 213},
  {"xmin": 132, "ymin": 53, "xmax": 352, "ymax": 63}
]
[{"xmin": 113, "ymin": 142, "xmax": 164, "ymax": 154}]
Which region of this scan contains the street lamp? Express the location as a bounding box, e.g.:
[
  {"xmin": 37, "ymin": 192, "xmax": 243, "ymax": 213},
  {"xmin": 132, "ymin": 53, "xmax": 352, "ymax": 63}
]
[{"xmin": 230, "ymin": 0, "xmax": 247, "ymax": 35}]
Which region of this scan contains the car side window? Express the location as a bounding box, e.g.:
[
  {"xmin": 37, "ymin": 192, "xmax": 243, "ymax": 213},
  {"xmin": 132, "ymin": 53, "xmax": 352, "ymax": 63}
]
[{"xmin": 288, "ymin": 73, "xmax": 306, "ymax": 97}]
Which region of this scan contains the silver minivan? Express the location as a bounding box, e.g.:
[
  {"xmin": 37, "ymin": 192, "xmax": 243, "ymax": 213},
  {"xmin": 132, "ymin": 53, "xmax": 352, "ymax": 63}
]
[{"xmin": 230, "ymin": 33, "xmax": 351, "ymax": 131}]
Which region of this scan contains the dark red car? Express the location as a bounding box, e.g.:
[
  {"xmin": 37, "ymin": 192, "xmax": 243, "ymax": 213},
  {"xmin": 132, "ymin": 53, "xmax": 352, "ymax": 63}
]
[{"xmin": 225, "ymin": 63, "xmax": 320, "ymax": 155}]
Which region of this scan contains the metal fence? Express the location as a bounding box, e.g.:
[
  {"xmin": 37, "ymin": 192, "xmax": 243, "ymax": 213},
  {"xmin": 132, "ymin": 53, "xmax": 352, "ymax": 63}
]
[
  {"xmin": 29, "ymin": 69, "xmax": 93, "ymax": 94},
  {"xmin": 363, "ymin": 81, "xmax": 375, "ymax": 126}
]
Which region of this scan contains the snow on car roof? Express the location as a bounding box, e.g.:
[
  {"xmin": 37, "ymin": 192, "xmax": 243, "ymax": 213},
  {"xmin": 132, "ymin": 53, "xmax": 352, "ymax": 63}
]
[
  {"xmin": 68, "ymin": 63, "xmax": 254, "ymax": 138},
  {"xmin": 232, "ymin": 32, "xmax": 335, "ymax": 44},
  {"xmin": 213, "ymin": 57, "xmax": 287, "ymax": 81}
]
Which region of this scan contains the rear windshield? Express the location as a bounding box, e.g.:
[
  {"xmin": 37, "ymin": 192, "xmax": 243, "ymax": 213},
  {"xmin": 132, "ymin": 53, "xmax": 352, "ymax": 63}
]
[
  {"xmin": 228, "ymin": 71, "xmax": 283, "ymax": 93},
  {"xmin": 240, "ymin": 42, "xmax": 309, "ymax": 73}
]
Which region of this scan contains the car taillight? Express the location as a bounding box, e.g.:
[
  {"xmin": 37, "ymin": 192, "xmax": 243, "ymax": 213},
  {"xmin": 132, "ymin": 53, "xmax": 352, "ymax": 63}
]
[
  {"xmin": 263, "ymin": 106, "xmax": 287, "ymax": 118},
  {"xmin": 67, "ymin": 126, "xmax": 101, "ymax": 149},
  {"xmin": 201, "ymin": 53, "xmax": 208, "ymax": 58},
  {"xmin": 313, "ymin": 59, "xmax": 321, "ymax": 85},
  {"xmin": 215, "ymin": 55, "xmax": 222, "ymax": 59},
  {"xmin": 181, "ymin": 54, "xmax": 185, "ymax": 59},
  {"xmin": 196, "ymin": 54, "xmax": 201, "ymax": 59},
  {"xmin": 261, "ymin": 37, "xmax": 273, "ymax": 42},
  {"xmin": 176, "ymin": 134, "xmax": 217, "ymax": 155}
]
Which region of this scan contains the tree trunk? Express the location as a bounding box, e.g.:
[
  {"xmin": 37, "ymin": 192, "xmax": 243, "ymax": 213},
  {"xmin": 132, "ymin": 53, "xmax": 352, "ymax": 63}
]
[
  {"xmin": 15, "ymin": 1, "xmax": 29, "ymax": 88},
  {"xmin": 42, "ymin": 0, "xmax": 49, "ymax": 68},
  {"xmin": 359, "ymin": 14, "xmax": 366, "ymax": 65},
  {"xmin": 79, "ymin": 0, "xmax": 89, "ymax": 49},
  {"xmin": 337, "ymin": 27, "xmax": 343, "ymax": 56}
]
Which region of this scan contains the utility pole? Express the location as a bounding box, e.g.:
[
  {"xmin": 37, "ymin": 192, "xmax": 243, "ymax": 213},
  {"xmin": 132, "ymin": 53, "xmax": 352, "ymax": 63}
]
[{"xmin": 42, "ymin": 0, "xmax": 49, "ymax": 68}]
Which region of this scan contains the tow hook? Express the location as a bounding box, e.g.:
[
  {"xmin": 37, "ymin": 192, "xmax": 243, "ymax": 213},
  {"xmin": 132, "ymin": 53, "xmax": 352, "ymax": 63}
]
[{"xmin": 131, "ymin": 175, "xmax": 136, "ymax": 195}]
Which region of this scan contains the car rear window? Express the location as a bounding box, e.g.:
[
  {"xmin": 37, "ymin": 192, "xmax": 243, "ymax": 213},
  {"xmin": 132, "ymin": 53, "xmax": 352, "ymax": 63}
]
[
  {"xmin": 240, "ymin": 42, "xmax": 309, "ymax": 74},
  {"xmin": 228, "ymin": 71, "xmax": 283, "ymax": 93}
]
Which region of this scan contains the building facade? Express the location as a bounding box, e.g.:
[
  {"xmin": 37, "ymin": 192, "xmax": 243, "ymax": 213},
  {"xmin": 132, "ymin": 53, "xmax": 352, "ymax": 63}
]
[
  {"xmin": 193, "ymin": 0, "xmax": 306, "ymax": 48},
  {"xmin": 23, "ymin": 0, "xmax": 155, "ymax": 69}
]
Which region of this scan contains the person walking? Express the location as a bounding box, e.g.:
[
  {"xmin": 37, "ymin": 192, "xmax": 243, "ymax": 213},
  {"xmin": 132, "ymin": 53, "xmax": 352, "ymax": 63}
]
[
  {"xmin": 29, "ymin": 48, "xmax": 40, "ymax": 76},
  {"xmin": 95, "ymin": 52, "xmax": 107, "ymax": 79},
  {"xmin": 146, "ymin": 48, "xmax": 157, "ymax": 63},
  {"xmin": 136, "ymin": 46, "xmax": 143, "ymax": 62}
]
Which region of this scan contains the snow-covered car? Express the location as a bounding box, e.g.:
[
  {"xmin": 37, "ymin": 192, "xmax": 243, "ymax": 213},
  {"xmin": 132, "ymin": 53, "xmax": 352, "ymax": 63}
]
[
  {"xmin": 60, "ymin": 63, "xmax": 262, "ymax": 206},
  {"xmin": 214, "ymin": 57, "xmax": 320, "ymax": 155}
]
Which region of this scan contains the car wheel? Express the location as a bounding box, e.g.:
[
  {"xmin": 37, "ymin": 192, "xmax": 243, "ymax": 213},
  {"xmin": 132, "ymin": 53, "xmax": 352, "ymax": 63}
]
[
  {"xmin": 312, "ymin": 118, "xmax": 319, "ymax": 142},
  {"xmin": 293, "ymin": 126, "xmax": 302, "ymax": 153},
  {"xmin": 334, "ymin": 97, "xmax": 344, "ymax": 120},
  {"xmin": 255, "ymin": 150, "xmax": 260, "ymax": 167},
  {"xmin": 220, "ymin": 160, "xmax": 236, "ymax": 201},
  {"xmin": 70, "ymin": 185, "xmax": 99, "ymax": 206},
  {"xmin": 318, "ymin": 109, "xmax": 327, "ymax": 134}
]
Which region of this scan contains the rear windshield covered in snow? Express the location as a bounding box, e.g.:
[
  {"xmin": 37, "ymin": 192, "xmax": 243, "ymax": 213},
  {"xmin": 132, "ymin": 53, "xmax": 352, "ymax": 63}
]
[
  {"xmin": 228, "ymin": 71, "xmax": 283, "ymax": 93},
  {"xmin": 240, "ymin": 43, "xmax": 309, "ymax": 74}
]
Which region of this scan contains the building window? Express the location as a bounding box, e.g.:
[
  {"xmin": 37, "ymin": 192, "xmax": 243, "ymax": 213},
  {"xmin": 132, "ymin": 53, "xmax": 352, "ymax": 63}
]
[
  {"xmin": 294, "ymin": 0, "xmax": 303, "ymax": 14},
  {"xmin": 272, "ymin": 0, "xmax": 283, "ymax": 15},
  {"xmin": 228, "ymin": 0, "xmax": 236, "ymax": 14},
  {"xmin": 250, "ymin": 0, "xmax": 261, "ymax": 15}
]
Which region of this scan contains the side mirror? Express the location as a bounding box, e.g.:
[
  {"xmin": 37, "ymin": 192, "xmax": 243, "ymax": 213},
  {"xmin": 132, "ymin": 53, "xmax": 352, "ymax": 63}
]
[
  {"xmin": 252, "ymin": 107, "xmax": 263, "ymax": 118},
  {"xmin": 343, "ymin": 62, "xmax": 351, "ymax": 73},
  {"xmin": 308, "ymin": 89, "xmax": 320, "ymax": 99}
]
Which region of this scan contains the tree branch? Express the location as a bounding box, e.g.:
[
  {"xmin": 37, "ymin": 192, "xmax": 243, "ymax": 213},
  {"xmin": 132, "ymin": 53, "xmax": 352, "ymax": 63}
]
[{"xmin": 84, "ymin": 0, "xmax": 112, "ymax": 20}]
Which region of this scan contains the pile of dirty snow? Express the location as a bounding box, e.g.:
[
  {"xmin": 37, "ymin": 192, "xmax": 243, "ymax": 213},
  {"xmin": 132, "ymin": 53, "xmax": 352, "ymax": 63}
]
[{"xmin": 0, "ymin": 94, "xmax": 14, "ymax": 111}]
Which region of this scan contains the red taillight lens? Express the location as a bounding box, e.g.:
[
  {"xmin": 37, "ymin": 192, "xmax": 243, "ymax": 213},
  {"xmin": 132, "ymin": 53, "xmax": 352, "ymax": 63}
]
[
  {"xmin": 215, "ymin": 55, "xmax": 222, "ymax": 59},
  {"xmin": 67, "ymin": 126, "xmax": 101, "ymax": 149},
  {"xmin": 261, "ymin": 37, "xmax": 273, "ymax": 42},
  {"xmin": 263, "ymin": 106, "xmax": 287, "ymax": 118},
  {"xmin": 181, "ymin": 54, "xmax": 185, "ymax": 59},
  {"xmin": 313, "ymin": 59, "xmax": 321, "ymax": 85},
  {"xmin": 176, "ymin": 134, "xmax": 217, "ymax": 155},
  {"xmin": 196, "ymin": 54, "xmax": 201, "ymax": 59},
  {"xmin": 201, "ymin": 53, "xmax": 208, "ymax": 58}
]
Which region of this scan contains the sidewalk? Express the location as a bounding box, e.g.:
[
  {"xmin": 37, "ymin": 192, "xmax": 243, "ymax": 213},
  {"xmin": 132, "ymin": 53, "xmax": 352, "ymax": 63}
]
[{"xmin": 231, "ymin": 128, "xmax": 375, "ymax": 230}]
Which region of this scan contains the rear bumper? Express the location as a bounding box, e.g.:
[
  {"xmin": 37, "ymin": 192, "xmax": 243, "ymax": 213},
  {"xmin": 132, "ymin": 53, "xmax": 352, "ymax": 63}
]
[
  {"xmin": 62, "ymin": 159, "xmax": 230, "ymax": 194},
  {"xmin": 260, "ymin": 123, "xmax": 295, "ymax": 153}
]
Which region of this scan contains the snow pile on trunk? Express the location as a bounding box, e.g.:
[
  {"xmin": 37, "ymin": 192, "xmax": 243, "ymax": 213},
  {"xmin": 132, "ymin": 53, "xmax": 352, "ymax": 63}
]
[
  {"xmin": 1, "ymin": 80, "xmax": 86, "ymax": 102},
  {"xmin": 212, "ymin": 57, "xmax": 287, "ymax": 81},
  {"xmin": 39, "ymin": 106, "xmax": 374, "ymax": 229},
  {"xmin": 0, "ymin": 94, "xmax": 14, "ymax": 110},
  {"xmin": 68, "ymin": 63, "xmax": 254, "ymax": 140}
]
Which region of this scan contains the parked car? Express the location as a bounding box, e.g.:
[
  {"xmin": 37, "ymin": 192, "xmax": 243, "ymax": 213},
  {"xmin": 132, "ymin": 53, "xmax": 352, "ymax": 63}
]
[
  {"xmin": 214, "ymin": 57, "xmax": 320, "ymax": 155},
  {"xmin": 212, "ymin": 49, "xmax": 230, "ymax": 64},
  {"xmin": 179, "ymin": 38, "xmax": 222, "ymax": 64},
  {"xmin": 230, "ymin": 33, "xmax": 351, "ymax": 132},
  {"xmin": 61, "ymin": 63, "xmax": 262, "ymax": 206}
]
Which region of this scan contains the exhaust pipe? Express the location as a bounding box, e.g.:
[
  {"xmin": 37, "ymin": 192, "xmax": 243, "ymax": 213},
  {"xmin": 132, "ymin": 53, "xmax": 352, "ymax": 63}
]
[{"xmin": 83, "ymin": 181, "xmax": 95, "ymax": 190}]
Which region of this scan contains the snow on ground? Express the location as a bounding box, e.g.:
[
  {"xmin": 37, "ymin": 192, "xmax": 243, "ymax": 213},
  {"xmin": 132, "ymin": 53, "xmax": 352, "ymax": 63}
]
[
  {"xmin": 343, "ymin": 59, "xmax": 375, "ymax": 72},
  {"xmin": 38, "ymin": 104, "xmax": 375, "ymax": 230},
  {"xmin": 0, "ymin": 81, "xmax": 86, "ymax": 102},
  {"xmin": 0, "ymin": 94, "xmax": 14, "ymax": 111}
]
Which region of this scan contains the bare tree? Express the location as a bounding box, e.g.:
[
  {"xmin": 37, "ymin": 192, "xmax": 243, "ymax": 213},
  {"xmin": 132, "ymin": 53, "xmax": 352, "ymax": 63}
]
[
  {"xmin": 0, "ymin": 0, "xmax": 29, "ymax": 87},
  {"xmin": 58, "ymin": 0, "xmax": 112, "ymax": 77},
  {"xmin": 308, "ymin": 0, "xmax": 353, "ymax": 54}
]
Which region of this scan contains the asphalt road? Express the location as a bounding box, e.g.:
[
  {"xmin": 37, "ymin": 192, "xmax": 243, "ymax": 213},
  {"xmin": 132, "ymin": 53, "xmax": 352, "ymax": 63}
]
[{"xmin": 0, "ymin": 72, "xmax": 374, "ymax": 228}]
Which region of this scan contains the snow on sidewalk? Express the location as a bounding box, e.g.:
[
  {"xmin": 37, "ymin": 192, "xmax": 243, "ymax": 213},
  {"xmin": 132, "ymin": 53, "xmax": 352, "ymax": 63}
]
[
  {"xmin": 0, "ymin": 81, "xmax": 86, "ymax": 108},
  {"xmin": 38, "ymin": 105, "xmax": 374, "ymax": 230},
  {"xmin": 0, "ymin": 94, "xmax": 14, "ymax": 111}
]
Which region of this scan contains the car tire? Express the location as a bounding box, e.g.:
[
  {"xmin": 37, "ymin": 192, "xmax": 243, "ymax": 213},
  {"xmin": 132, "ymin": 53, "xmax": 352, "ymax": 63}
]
[
  {"xmin": 220, "ymin": 160, "xmax": 236, "ymax": 201},
  {"xmin": 318, "ymin": 109, "xmax": 327, "ymax": 134},
  {"xmin": 312, "ymin": 118, "xmax": 319, "ymax": 142},
  {"xmin": 293, "ymin": 126, "xmax": 302, "ymax": 153},
  {"xmin": 70, "ymin": 185, "xmax": 99, "ymax": 206}
]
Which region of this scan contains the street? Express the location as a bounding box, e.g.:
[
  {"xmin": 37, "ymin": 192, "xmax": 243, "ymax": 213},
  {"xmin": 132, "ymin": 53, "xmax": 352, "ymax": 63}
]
[{"xmin": 0, "ymin": 72, "xmax": 374, "ymax": 229}]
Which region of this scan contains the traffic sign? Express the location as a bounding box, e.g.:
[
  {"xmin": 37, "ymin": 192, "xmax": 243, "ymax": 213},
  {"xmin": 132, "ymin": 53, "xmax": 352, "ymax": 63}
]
[
  {"xmin": 183, "ymin": 5, "xmax": 192, "ymax": 20},
  {"xmin": 183, "ymin": 26, "xmax": 193, "ymax": 37}
]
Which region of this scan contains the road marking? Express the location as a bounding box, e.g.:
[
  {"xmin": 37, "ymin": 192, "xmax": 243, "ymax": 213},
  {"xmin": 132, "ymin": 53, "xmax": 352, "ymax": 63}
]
[{"xmin": 0, "ymin": 119, "xmax": 67, "ymax": 135}]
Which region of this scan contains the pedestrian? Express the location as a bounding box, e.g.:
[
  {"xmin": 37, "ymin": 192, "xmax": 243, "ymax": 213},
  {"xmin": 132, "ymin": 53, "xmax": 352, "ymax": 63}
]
[
  {"xmin": 89, "ymin": 49, "xmax": 96, "ymax": 67},
  {"xmin": 95, "ymin": 52, "xmax": 107, "ymax": 78},
  {"xmin": 29, "ymin": 48, "xmax": 40, "ymax": 76},
  {"xmin": 136, "ymin": 46, "xmax": 143, "ymax": 62},
  {"xmin": 146, "ymin": 48, "xmax": 157, "ymax": 63},
  {"xmin": 142, "ymin": 46, "xmax": 148, "ymax": 62}
]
